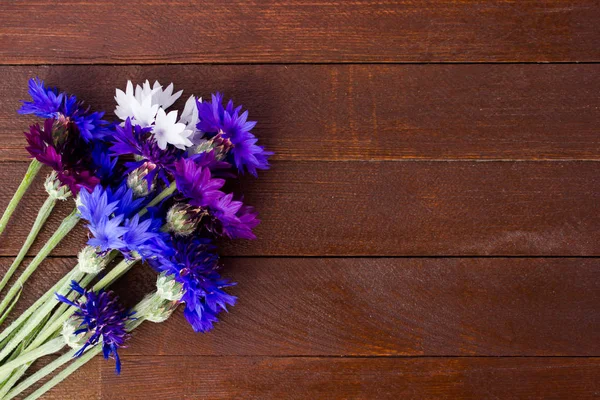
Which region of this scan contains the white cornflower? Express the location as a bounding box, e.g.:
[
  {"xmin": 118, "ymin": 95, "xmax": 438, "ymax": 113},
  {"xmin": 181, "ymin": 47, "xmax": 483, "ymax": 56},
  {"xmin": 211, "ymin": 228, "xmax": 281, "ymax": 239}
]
[
  {"xmin": 141, "ymin": 80, "xmax": 182, "ymax": 109},
  {"xmin": 152, "ymin": 108, "xmax": 193, "ymax": 150},
  {"xmin": 115, "ymin": 80, "xmax": 159, "ymax": 126},
  {"xmin": 179, "ymin": 95, "xmax": 204, "ymax": 144}
]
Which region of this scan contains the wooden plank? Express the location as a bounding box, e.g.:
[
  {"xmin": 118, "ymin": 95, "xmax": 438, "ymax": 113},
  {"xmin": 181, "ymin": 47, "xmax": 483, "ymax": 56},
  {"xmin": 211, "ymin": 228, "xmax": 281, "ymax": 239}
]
[
  {"xmin": 3, "ymin": 257, "xmax": 599, "ymax": 356},
  {"xmin": 1, "ymin": 1, "xmax": 599, "ymax": 64},
  {"xmin": 96, "ymin": 357, "xmax": 600, "ymax": 399},
  {"xmin": 0, "ymin": 160, "xmax": 598, "ymax": 257},
  {"xmin": 1, "ymin": 65, "xmax": 600, "ymax": 161}
]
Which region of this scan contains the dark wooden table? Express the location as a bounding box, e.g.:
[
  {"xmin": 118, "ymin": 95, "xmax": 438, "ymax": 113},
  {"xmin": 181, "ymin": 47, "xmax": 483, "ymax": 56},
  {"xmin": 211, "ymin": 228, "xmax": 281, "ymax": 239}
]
[{"xmin": 1, "ymin": 1, "xmax": 599, "ymax": 398}]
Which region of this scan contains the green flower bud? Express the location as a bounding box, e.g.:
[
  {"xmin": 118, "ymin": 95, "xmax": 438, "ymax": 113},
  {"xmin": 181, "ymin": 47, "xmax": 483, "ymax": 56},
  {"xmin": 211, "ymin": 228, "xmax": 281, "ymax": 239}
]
[
  {"xmin": 62, "ymin": 317, "xmax": 92, "ymax": 350},
  {"xmin": 188, "ymin": 132, "xmax": 232, "ymax": 161},
  {"xmin": 44, "ymin": 171, "xmax": 71, "ymax": 200},
  {"xmin": 77, "ymin": 246, "xmax": 109, "ymax": 274},
  {"xmin": 127, "ymin": 162, "xmax": 157, "ymax": 197},
  {"xmin": 156, "ymin": 272, "xmax": 183, "ymax": 302},
  {"xmin": 165, "ymin": 203, "xmax": 205, "ymax": 237},
  {"xmin": 145, "ymin": 301, "xmax": 179, "ymax": 323}
]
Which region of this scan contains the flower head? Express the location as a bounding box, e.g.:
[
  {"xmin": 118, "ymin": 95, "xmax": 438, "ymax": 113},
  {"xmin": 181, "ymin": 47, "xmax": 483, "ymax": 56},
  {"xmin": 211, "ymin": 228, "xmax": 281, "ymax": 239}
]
[
  {"xmin": 153, "ymin": 108, "xmax": 193, "ymax": 150},
  {"xmin": 77, "ymin": 183, "xmax": 166, "ymax": 258},
  {"xmin": 209, "ymin": 193, "xmax": 260, "ymax": 240},
  {"xmin": 115, "ymin": 81, "xmax": 192, "ymax": 149},
  {"xmin": 111, "ymin": 118, "xmax": 181, "ymax": 186},
  {"xmin": 19, "ymin": 77, "xmax": 109, "ymax": 141},
  {"xmin": 196, "ymin": 93, "xmax": 272, "ymax": 176},
  {"xmin": 150, "ymin": 237, "xmax": 236, "ymax": 332},
  {"xmin": 25, "ymin": 118, "xmax": 105, "ymax": 195},
  {"xmin": 174, "ymin": 158, "xmax": 224, "ymax": 207},
  {"xmin": 56, "ymin": 281, "xmax": 132, "ymax": 373}
]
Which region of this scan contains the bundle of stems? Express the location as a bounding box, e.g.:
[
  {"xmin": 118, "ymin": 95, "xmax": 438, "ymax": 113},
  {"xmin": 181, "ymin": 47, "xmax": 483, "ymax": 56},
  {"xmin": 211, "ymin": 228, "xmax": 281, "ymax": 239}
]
[{"xmin": 0, "ymin": 183, "xmax": 177, "ymax": 396}]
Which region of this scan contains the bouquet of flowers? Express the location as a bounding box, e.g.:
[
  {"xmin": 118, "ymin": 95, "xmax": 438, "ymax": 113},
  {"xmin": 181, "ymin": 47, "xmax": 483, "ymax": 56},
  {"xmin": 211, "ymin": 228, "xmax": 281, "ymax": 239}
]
[{"xmin": 0, "ymin": 78, "xmax": 271, "ymax": 398}]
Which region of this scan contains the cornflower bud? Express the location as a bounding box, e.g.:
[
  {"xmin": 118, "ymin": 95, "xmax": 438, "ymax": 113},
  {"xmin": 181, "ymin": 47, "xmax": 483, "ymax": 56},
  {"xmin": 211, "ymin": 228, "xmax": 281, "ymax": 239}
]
[
  {"xmin": 44, "ymin": 171, "xmax": 71, "ymax": 200},
  {"xmin": 127, "ymin": 161, "xmax": 157, "ymax": 197}
]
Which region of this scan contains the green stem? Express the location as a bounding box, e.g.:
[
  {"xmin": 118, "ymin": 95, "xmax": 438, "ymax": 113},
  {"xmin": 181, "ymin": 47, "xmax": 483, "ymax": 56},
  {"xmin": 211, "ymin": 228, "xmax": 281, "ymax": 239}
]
[
  {"xmin": 0, "ymin": 195, "xmax": 57, "ymax": 295},
  {"xmin": 0, "ymin": 363, "xmax": 29, "ymax": 398},
  {"xmin": 140, "ymin": 180, "xmax": 176, "ymax": 216},
  {"xmin": 93, "ymin": 257, "xmax": 140, "ymax": 291},
  {"xmin": 0, "ymin": 159, "xmax": 42, "ymax": 238},
  {"xmin": 0, "ymin": 207, "xmax": 79, "ymax": 322},
  {"xmin": 25, "ymin": 272, "xmax": 97, "ymax": 352},
  {"xmin": 0, "ymin": 273, "xmax": 71, "ymax": 344},
  {"xmin": 25, "ymin": 346, "xmax": 100, "ymax": 400},
  {"xmin": 0, "ymin": 338, "xmax": 64, "ymax": 376},
  {"xmin": 0, "ymin": 270, "xmax": 83, "ymax": 362},
  {"xmin": 0, "ymin": 287, "xmax": 22, "ymax": 326},
  {"xmin": 2, "ymin": 256, "xmax": 138, "ymax": 376},
  {"xmin": 3, "ymin": 351, "xmax": 74, "ymax": 400},
  {"xmin": 20, "ymin": 317, "xmax": 147, "ymax": 400},
  {"xmin": 0, "ymin": 363, "xmax": 29, "ymax": 399}
]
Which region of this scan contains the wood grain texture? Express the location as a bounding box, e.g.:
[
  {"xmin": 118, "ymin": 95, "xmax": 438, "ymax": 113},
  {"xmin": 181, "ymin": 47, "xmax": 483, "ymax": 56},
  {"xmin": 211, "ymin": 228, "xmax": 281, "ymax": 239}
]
[
  {"xmin": 0, "ymin": 161, "xmax": 598, "ymax": 257},
  {"xmin": 37, "ymin": 356, "xmax": 600, "ymax": 400},
  {"xmin": 1, "ymin": 65, "xmax": 600, "ymax": 161},
  {"xmin": 3, "ymin": 257, "xmax": 598, "ymax": 357},
  {"xmin": 1, "ymin": 1, "xmax": 599, "ymax": 64}
]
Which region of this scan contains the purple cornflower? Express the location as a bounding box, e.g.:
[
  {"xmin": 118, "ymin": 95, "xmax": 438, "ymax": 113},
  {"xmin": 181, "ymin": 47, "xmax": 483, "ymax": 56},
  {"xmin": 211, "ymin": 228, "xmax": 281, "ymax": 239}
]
[
  {"xmin": 209, "ymin": 193, "xmax": 260, "ymax": 240},
  {"xmin": 56, "ymin": 281, "xmax": 131, "ymax": 373},
  {"xmin": 174, "ymin": 158, "xmax": 224, "ymax": 208},
  {"xmin": 19, "ymin": 77, "xmax": 109, "ymax": 141},
  {"xmin": 111, "ymin": 118, "xmax": 181, "ymax": 186},
  {"xmin": 25, "ymin": 118, "xmax": 105, "ymax": 194},
  {"xmin": 150, "ymin": 237, "xmax": 236, "ymax": 332},
  {"xmin": 196, "ymin": 93, "xmax": 272, "ymax": 177},
  {"xmin": 171, "ymin": 158, "xmax": 260, "ymax": 240}
]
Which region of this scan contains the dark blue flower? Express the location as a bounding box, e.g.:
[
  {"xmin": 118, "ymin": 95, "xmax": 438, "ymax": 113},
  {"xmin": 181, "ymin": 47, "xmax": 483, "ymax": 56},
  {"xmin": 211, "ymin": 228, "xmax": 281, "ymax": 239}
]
[
  {"xmin": 56, "ymin": 281, "xmax": 132, "ymax": 374},
  {"xmin": 107, "ymin": 184, "xmax": 146, "ymax": 219},
  {"xmin": 19, "ymin": 77, "xmax": 109, "ymax": 142},
  {"xmin": 196, "ymin": 93, "xmax": 272, "ymax": 177},
  {"xmin": 150, "ymin": 237, "xmax": 236, "ymax": 333},
  {"xmin": 18, "ymin": 78, "xmax": 63, "ymax": 118}
]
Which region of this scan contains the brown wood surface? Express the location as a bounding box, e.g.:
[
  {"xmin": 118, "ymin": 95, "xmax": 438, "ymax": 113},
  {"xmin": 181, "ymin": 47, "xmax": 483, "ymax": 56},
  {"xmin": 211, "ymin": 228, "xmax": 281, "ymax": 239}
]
[
  {"xmin": 4, "ymin": 257, "xmax": 598, "ymax": 357},
  {"xmin": 1, "ymin": 1, "xmax": 598, "ymax": 398},
  {"xmin": 32, "ymin": 356, "xmax": 600, "ymax": 399},
  {"xmin": 0, "ymin": 161, "xmax": 598, "ymax": 257},
  {"xmin": 1, "ymin": 65, "xmax": 600, "ymax": 161},
  {"xmin": 1, "ymin": 1, "xmax": 599, "ymax": 64}
]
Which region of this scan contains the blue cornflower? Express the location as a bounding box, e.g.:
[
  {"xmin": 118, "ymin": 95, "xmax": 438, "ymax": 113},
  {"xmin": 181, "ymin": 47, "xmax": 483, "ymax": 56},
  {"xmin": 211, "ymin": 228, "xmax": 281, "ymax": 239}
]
[
  {"xmin": 122, "ymin": 214, "xmax": 161, "ymax": 256},
  {"xmin": 91, "ymin": 143, "xmax": 119, "ymax": 184},
  {"xmin": 107, "ymin": 184, "xmax": 146, "ymax": 219},
  {"xmin": 87, "ymin": 215, "xmax": 128, "ymax": 252},
  {"xmin": 174, "ymin": 158, "xmax": 224, "ymax": 208},
  {"xmin": 196, "ymin": 93, "xmax": 272, "ymax": 177},
  {"xmin": 77, "ymin": 185, "xmax": 119, "ymax": 226},
  {"xmin": 78, "ymin": 182, "xmax": 168, "ymax": 257},
  {"xmin": 19, "ymin": 77, "xmax": 109, "ymax": 141},
  {"xmin": 18, "ymin": 78, "xmax": 63, "ymax": 118},
  {"xmin": 56, "ymin": 281, "xmax": 132, "ymax": 373},
  {"xmin": 150, "ymin": 237, "xmax": 236, "ymax": 333}
]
